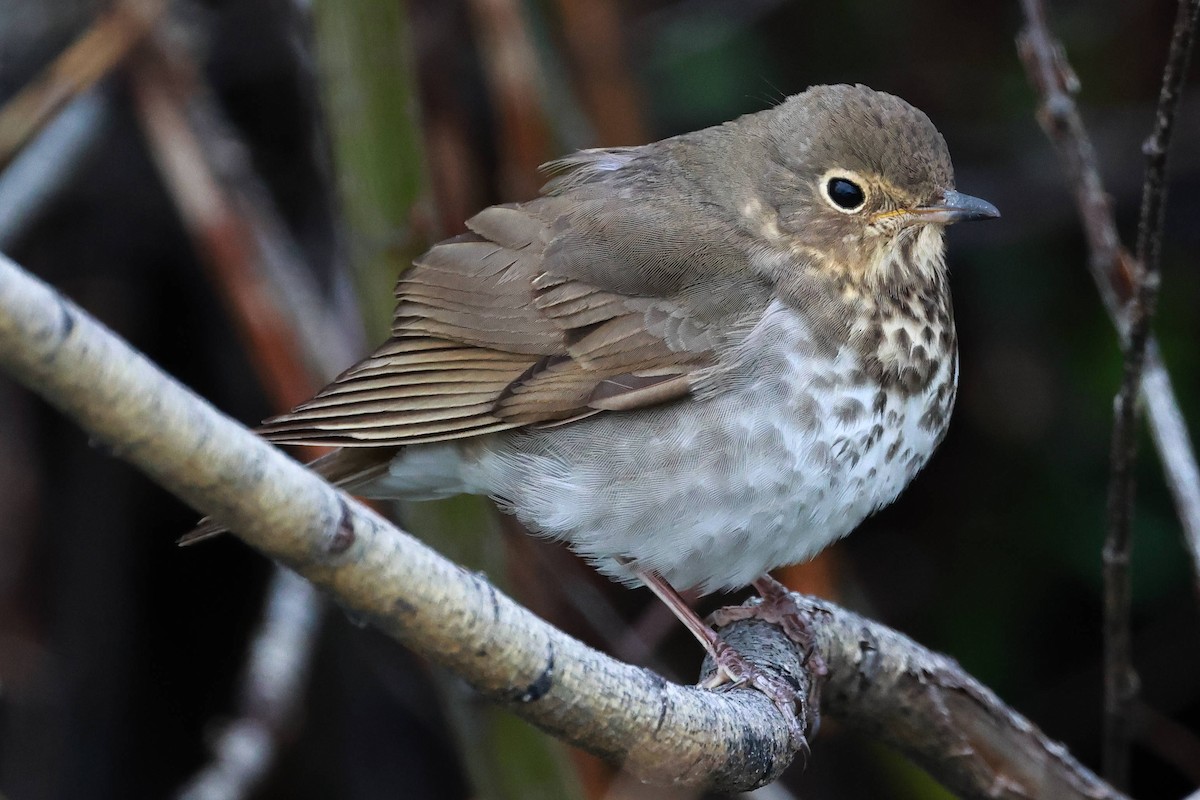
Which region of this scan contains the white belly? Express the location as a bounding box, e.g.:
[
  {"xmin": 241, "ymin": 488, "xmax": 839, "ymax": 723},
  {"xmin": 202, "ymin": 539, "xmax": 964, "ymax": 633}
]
[{"xmin": 373, "ymin": 304, "xmax": 955, "ymax": 594}]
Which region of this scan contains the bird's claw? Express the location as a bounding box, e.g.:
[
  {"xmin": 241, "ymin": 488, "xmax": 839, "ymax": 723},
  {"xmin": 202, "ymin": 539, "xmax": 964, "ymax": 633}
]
[
  {"xmin": 701, "ymin": 631, "xmax": 807, "ymax": 750},
  {"xmin": 705, "ymin": 578, "xmax": 828, "ymax": 749}
]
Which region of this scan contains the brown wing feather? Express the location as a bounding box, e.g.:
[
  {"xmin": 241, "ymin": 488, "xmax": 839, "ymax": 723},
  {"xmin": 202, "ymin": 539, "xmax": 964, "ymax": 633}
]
[
  {"xmin": 259, "ymin": 148, "xmax": 771, "ymax": 448},
  {"xmin": 259, "ymin": 336, "xmax": 531, "ymax": 445}
]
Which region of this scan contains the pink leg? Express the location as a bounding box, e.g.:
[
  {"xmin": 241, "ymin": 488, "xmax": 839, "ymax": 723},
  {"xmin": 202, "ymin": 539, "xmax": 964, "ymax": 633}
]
[
  {"xmin": 635, "ymin": 568, "xmax": 732, "ymax": 679},
  {"xmin": 635, "ymin": 568, "xmax": 805, "ymax": 744}
]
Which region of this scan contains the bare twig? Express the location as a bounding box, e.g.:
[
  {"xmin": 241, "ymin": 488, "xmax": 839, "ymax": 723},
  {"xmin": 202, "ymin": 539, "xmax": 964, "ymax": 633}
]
[
  {"xmin": 1133, "ymin": 1, "xmax": 1200, "ymax": 279},
  {"xmin": 1132, "ymin": 10, "xmax": 1200, "ymax": 593},
  {"xmin": 1017, "ymin": 0, "xmax": 1200, "ymax": 598},
  {"xmin": 0, "ymin": 251, "xmax": 804, "ymax": 792},
  {"xmin": 1143, "ymin": 346, "xmax": 1200, "ymax": 587},
  {"xmin": 1016, "ymin": 0, "xmax": 1125, "ymax": 321},
  {"xmin": 0, "ymin": 251, "xmax": 1131, "ymax": 798},
  {"xmin": 1102, "ymin": 0, "xmax": 1199, "ymax": 784},
  {"xmin": 0, "ymin": 0, "xmax": 162, "ymax": 168},
  {"xmin": 1019, "ymin": 0, "xmax": 1200, "ymax": 786}
]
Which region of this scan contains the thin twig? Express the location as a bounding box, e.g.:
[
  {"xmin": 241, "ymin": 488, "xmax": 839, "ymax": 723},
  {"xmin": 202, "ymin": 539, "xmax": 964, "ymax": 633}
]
[
  {"xmin": 1016, "ymin": 0, "xmax": 1125, "ymax": 320},
  {"xmin": 0, "ymin": 251, "xmax": 1131, "ymax": 798},
  {"xmin": 1018, "ymin": 4, "xmax": 1200, "ymax": 783},
  {"xmin": 1017, "ymin": 0, "xmax": 1200, "ymax": 601},
  {"xmin": 1143, "ymin": 344, "xmax": 1200, "ymax": 592},
  {"xmin": 1133, "ymin": 1, "xmax": 1200, "ymax": 278},
  {"xmin": 1102, "ymin": 0, "xmax": 1199, "ymax": 785},
  {"xmin": 1130, "ymin": 5, "xmax": 1200, "ymax": 599}
]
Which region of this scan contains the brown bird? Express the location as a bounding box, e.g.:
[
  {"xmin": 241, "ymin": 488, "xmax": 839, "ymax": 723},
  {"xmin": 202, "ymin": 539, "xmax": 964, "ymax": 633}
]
[{"xmin": 195, "ymin": 84, "xmax": 997, "ymax": 726}]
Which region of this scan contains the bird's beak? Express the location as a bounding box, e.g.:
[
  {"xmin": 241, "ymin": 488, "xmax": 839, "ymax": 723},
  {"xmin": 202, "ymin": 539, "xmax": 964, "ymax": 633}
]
[{"xmin": 913, "ymin": 190, "xmax": 1001, "ymax": 225}]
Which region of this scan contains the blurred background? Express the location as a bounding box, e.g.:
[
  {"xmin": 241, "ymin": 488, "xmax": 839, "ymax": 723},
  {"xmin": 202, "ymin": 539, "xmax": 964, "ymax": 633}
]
[{"xmin": 1, "ymin": 0, "xmax": 1198, "ymax": 798}]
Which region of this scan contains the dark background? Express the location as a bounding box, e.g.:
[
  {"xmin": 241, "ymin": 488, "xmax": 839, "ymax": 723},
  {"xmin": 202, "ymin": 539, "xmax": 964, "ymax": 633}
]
[{"xmin": 1, "ymin": 0, "xmax": 1199, "ymax": 798}]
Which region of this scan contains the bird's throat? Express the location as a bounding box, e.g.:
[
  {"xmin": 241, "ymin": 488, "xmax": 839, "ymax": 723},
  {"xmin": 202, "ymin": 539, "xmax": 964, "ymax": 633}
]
[{"xmin": 839, "ymin": 228, "xmax": 956, "ymax": 401}]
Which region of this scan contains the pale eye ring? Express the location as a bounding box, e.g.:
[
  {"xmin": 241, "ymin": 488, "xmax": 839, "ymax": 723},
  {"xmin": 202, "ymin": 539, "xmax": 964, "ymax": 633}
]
[{"xmin": 820, "ymin": 172, "xmax": 867, "ymax": 213}]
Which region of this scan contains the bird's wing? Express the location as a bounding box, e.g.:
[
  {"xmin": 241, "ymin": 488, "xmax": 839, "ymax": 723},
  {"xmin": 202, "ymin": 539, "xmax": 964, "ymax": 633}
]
[{"xmin": 258, "ymin": 150, "xmax": 768, "ymax": 447}]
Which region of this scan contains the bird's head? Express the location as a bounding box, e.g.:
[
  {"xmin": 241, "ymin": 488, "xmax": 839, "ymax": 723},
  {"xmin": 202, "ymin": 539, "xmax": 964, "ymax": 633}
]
[{"xmin": 740, "ymin": 84, "xmax": 998, "ymax": 294}]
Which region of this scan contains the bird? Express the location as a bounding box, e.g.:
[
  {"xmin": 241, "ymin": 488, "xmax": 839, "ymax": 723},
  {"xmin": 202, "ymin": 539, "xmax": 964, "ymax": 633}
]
[{"xmin": 191, "ymin": 83, "xmax": 997, "ymax": 727}]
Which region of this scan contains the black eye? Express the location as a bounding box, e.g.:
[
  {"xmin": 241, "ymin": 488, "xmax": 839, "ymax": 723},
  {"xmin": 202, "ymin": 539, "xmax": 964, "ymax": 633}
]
[{"xmin": 826, "ymin": 177, "xmax": 865, "ymax": 210}]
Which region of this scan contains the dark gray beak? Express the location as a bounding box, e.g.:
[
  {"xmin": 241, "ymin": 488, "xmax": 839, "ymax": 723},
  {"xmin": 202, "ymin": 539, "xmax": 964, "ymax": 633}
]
[{"xmin": 916, "ymin": 190, "xmax": 1001, "ymax": 225}]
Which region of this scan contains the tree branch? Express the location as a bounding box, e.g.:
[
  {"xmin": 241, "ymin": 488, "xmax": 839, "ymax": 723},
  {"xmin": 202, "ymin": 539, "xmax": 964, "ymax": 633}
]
[
  {"xmin": 0, "ymin": 251, "xmax": 1128, "ymax": 798},
  {"xmin": 128, "ymin": 30, "xmax": 354, "ymax": 795},
  {"xmin": 0, "ymin": 252, "xmax": 800, "ymax": 792},
  {"xmin": 794, "ymin": 599, "xmax": 1128, "ymax": 800}
]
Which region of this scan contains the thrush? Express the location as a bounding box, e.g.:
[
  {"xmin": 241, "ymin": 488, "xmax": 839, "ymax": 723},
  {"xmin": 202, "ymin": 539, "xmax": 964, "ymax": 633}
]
[{"xmin": 192, "ymin": 84, "xmax": 997, "ymax": 730}]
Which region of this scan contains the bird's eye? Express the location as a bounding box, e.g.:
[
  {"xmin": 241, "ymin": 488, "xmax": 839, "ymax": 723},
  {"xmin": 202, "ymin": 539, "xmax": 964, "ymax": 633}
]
[{"xmin": 826, "ymin": 177, "xmax": 866, "ymax": 211}]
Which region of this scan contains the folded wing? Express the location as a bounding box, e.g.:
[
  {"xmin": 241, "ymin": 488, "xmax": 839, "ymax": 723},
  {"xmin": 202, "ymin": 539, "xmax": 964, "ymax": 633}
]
[{"xmin": 258, "ymin": 148, "xmax": 766, "ymax": 447}]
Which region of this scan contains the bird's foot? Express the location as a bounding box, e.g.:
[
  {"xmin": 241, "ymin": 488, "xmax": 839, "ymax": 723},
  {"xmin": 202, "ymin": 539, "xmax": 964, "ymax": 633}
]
[
  {"xmin": 632, "ymin": 566, "xmax": 807, "ymax": 748},
  {"xmin": 699, "ymin": 633, "xmax": 807, "ymax": 751},
  {"xmin": 708, "ymin": 574, "xmax": 827, "ymax": 738},
  {"xmin": 710, "ymin": 574, "xmax": 829, "ymax": 686}
]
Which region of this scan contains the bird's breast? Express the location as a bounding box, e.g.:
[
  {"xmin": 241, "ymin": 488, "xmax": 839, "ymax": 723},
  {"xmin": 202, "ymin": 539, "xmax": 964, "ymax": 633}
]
[
  {"xmin": 746, "ymin": 298, "xmax": 957, "ymax": 521},
  {"xmin": 449, "ymin": 298, "xmax": 957, "ymax": 594}
]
